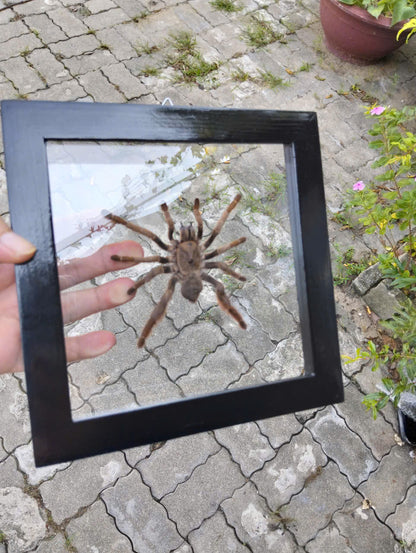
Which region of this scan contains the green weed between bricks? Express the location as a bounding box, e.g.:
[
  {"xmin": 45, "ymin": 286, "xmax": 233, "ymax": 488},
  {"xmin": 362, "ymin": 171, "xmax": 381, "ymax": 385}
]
[{"xmin": 343, "ymin": 105, "xmax": 416, "ymax": 418}]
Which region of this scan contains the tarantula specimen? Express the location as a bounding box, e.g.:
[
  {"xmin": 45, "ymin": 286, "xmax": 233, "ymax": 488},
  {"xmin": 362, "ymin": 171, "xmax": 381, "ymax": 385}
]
[{"xmin": 106, "ymin": 194, "xmax": 247, "ymax": 348}]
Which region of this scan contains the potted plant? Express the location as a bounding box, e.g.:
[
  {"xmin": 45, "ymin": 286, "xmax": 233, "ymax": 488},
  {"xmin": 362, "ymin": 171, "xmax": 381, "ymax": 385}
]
[
  {"xmin": 343, "ymin": 105, "xmax": 416, "ymax": 445},
  {"xmin": 320, "ymin": 0, "xmax": 416, "ymax": 64}
]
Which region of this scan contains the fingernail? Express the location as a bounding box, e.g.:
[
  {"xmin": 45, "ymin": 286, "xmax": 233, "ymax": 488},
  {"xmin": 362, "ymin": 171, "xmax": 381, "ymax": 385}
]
[{"xmin": 0, "ymin": 232, "xmax": 36, "ymax": 257}]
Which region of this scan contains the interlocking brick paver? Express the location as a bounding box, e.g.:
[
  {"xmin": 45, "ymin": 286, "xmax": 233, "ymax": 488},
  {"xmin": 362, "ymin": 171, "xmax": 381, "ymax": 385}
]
[
  {"xmin": 161, "ymin": 448, "xmax": 245, "ymax": 536},
  {"xmin": 188, "ymin": 511, "xmax": 251, "ymax": 553},
  {"xmin": 215, "ymin": 422, "xmax": 275, "ymax": 477},
  {"xmin": 138, "ymin": 433, "xmax": 221, "ymax": 499},
  {"xmin": 358, "ymin": 445, "xmax": 416, "ymax": 521},
  {"xmin": 66, "ymin": 499, "xmax": 133, "ymax": 552},
  {"xmin": 222, "ymin": 481, "xmax": 301, "ymax": 553},
  {"xmin": 23, "ymin": 13, "xmax": 67, "ymax": 43},
  {"xmin": 307, "ymin": 406, "xmax": 378, "ymax": 487},
  {"xmin": 386, "ymin": 484, "xmax": 416, "ymax": 547},
  {"xmin": 102, "ymin": 62, "xmax": 147, "ymax": 99},
  {"xmin": 0, "ymin": 33, "xmax": 43, "ymax": 61},
  {"xmin": 27, "ymin": 47, "xmax": 68, "ymax": 85},
  {"xmin": 47, "ymin": 7, "xmax": 89, "ymax": 37},
  {"xmin": 49, "ymin": 34, "xmax": 101, "ymax": 58},
  {"xmin": 27, "ymin": 77, "xmax": 87, "ymax": 100},
  {"xmin": 1, "ymin": 55, "xmax": 44, "ymax": 93},
  {"xmin": 0, "ymin": 375, "xmax": 31, "ymax": 452},
  {"xmin": 96, "ymin": 27, "xmax": 138, "ymax": 60},
  {"xmin": 15, "ymin": 442, "xmax": 70, "ymax": 486},
  {"xmin": 333, "ymin": 494, "xmax": 399, "ymax": 553},
  {"xmin": 64, "ymin": 49, "xmax": 118, "ymax": 75},
  {"xmin": 283, "ymin": 462, "xmax": 355, "ymax": 546},
  {"xmin": 102, "ymin": 470, "xmax": 183, "ymax": 552},
  {"xmin": 252, "ymin": 430, "xmax": 327, "ymax": 510}
]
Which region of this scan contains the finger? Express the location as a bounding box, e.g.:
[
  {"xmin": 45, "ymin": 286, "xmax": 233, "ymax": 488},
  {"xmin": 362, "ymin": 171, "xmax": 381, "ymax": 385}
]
[
  {"xmin": 58, "ymin": 241, "xmax": 144, "ymax": 290},
  {"xmin": 61, "ymin": 277, "xmax": 135, "ymax": 324},
  {"xmin": 0, "ymin": 218, "xmax": 36, "ymax": 264},
  {"xmin": 65, "ymin": 330, "xmax": 116, "ymax": 363}
]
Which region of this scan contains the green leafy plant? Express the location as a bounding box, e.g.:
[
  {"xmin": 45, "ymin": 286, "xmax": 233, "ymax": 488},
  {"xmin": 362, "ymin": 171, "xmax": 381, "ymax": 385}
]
[
  {"xmin": 345, "ymin": 104, "xmax": 416, "ymax": 418},
  {"xmin": 338, "ymin": 0, "xmax": 416, "ymax": 26},
  {"xmin": 333, "ymin": 246, "xmax": 370, "ymax": 285},
  {"xmin": 210, "ymin": 0, "xmax": 241, "ymax": 12},
  {"xmin": 242, "ymin": 17, "xmax": 282, "ymax": 47},
  {"xmin": 166, "ymin": 31, "xmax": 219, "ymax": 84}
]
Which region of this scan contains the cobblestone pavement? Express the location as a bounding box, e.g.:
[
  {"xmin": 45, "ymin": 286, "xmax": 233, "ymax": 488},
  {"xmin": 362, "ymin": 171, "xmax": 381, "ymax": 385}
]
[{"xmin": 1, "ymin": 0, "xmax": 416, "ymax": 552}]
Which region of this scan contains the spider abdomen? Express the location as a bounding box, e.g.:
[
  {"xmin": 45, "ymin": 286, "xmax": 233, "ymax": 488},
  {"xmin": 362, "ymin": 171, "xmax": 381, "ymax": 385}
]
[{"xmin": 181, "ymin": 273, "xmax": 203, "ymax": 302}]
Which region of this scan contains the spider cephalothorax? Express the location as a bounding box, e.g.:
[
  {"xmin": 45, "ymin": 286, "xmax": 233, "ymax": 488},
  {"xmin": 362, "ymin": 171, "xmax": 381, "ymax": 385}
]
[{"xmin": 106, "ymin": 194, "xmax": 247, "ymax": 348}]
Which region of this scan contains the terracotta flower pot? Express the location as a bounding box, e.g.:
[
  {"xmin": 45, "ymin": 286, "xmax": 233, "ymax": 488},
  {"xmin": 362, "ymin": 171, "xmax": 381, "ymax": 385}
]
[{"xmin": 320, "ymin": 0, "xmax": 407, "ymax": 64}]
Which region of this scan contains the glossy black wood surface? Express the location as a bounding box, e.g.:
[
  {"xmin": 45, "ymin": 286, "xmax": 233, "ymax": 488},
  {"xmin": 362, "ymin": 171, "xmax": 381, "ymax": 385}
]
[{"xmin": 1, "ymin": 101, "xmax": 343, "ymax": 466}]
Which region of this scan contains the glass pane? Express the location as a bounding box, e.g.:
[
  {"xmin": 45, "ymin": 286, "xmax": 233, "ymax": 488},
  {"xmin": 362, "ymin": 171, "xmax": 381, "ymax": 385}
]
[{"xmin": 46, "ymin": 141, "xmax": 304, "ymax": 421}]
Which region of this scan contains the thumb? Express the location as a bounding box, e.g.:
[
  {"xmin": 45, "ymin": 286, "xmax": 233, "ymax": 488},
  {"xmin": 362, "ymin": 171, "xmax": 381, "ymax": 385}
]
[{"xmin": 0, "ymin": 218, "xmax": 36, "ymax": 264}]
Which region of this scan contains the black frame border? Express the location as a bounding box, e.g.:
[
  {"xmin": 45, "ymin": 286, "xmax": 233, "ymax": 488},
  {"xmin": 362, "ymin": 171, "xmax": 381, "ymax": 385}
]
[{"xmin": 2, "ymin": 100, "xmax": 343, "ymax": 466}]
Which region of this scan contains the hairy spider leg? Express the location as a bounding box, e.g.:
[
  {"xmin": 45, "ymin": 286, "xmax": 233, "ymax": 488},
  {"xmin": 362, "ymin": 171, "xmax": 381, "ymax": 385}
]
[
  {"xmin": 203, "ymin": 261, "xmax": 246, "ymax": 281},
  {"xmin": 138, "ymin": 275, "xmax": 179, "ymax": 347},
  {"xmin": 204, "ymin": 237, "xmax": 246, "ymax": 260},
  {"xmin": 127, "ymin": 265, "xmax": 172, "ymax": 295},
  {"xmin": 111, "ymin": 254, "xmax": 169, "ymax": 263},
  {"xmin": 105, "ymin": 213, "xmax": 170, "ymax": 251},
  {"xmin": 193, "ymin": 198, "xmax": 203, "ymax": 240},
  {"xmin": 161, "ymin": 203, "xmax": 175, "ymax": 241},
  {"xmin": 201, "ymin": 272, "xmax": 246, "ymax": 329},
  {"xmin": 203, "ymin": 194, "xmax": 242, "ymax": 250}
]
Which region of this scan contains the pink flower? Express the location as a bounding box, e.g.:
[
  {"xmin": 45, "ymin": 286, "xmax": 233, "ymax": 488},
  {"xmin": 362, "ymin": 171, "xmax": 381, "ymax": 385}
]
[
  {"xmin": 353, "ymin": 181, "xmax": 365, "ymax": 191},
  {"xmin": 370, "ymin": 106, "xmax": 385, "ymax": 115}
]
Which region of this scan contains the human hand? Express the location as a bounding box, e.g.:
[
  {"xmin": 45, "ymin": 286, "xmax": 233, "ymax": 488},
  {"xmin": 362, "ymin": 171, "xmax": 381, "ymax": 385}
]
[{"xmin": 0, "ymin": 216, "xmax": 143, "ymax": 374}]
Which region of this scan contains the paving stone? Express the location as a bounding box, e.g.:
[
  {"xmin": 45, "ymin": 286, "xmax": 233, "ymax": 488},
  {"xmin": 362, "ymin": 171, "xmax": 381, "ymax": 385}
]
[
  {"xmin": 176, "ymin": 341, "xmax": 249, "ymax": 396},
  {"xmin": 86, "ymin": 0, "xmax": 118, "ymax": 14},
  {"xmin": 283, "ymin": 461, "xmax": 354, "ymax": 546},
  {"xmin": 358, "ymin": 445, "xmax": 416, "ymax": 521},
  {"xmin": 138, "ymin": 432, "xmax": 221, "ymax": 499},
  {"xmin": 188, "ymin": 511, "xmax": 250, "ymax": 553},
  {"xmin": 123, "ymin": 444, "xmax": 151, "ymax": 467},
  {"xmin": 112, "ymin": 0, "xmax": 148, "ymax": 18},
  {"xmin": 156, "ymin": 321, "xmax": 227, "ymax": 380},
  {"xmin": 27, "ymin": 78, "xmax": 88, "ymax": 100},
  {"xmin": 102, "ymin": 62, "xmax": 147, "ymax": 99},
  {"xmin": 23, "ymin": 13, "xmax": 67, "ymax": 43},
  {"xmin": 254, "ymin": 333, "xmax": 304, "ymax": 382},
  {"xmin": 335, "ymin": 382, "xmax": 395, "ymax": 460},
  {"xmin": 63, "ymin": 49, "xmax": 118, "ymax": 75},
  {"xmin": 49, "ymin": 34, "xmax": 100, "ymax": 58},
  {"xmin": 13, "ymin": 0, "xmax": 61, "ymax": 16},
  {"xmin": 69, "ymin": 327, "xmax": 141, "ymax": 400},
  {"xmin": 34, "ymin": 534, "xmax": 68, "ymax": 553},
  {"xmin": 39, "ymin": 451, "xmax": 130, "ymax": 524},
  {"xmin": 256, "ymin": 414, "xmax": 302, "ymax": 449},
  {"xmin": 88, "ymin": 378, "xmax": 138, "ymax": 415},
  {"xmin": 96, "ymin": 27, "xmax": 137, "ymax": 60},
  {"xmin": 0, "ymin": 375, "xmax": 31, "ymax": 452},
  {"xmin": 102, "ymin": 469, "xmax": 183, "ymax": 552},
  {"xmin": 306, "ymin": 406, "xmax": 378, "ymax": 487},
  {"xmin": 251, "ymin": 430, "xmax": 327, "ymax": 510},
  {"xmin": 0, "ymin": 455, "xmax": 24, "ymax": 488},
  {"xmin": 305, "ymin": 521, "xmax": 356, "ymax": 553},
  {"xmin": 161, "ymin": 448, "xmax": 245, "ymax": 536},
  {"xmin": 123, "ymin": 355, "xmax": 183, "ymax": 406},
  {"xmin": 47, "ymin": 7, "xmax": 89, "ymax": 37},
  {"xmin": 15, "ymin": 443, "xmax": 70, "ymax": 486},
  {"xmin": 0, "ymin": 20, "xmax": 29, "ymax": 43},
  {"xmin": 1, "ymin": 55, "xmax": 44, "ymax": 93},
  {"xmin": 173, "ymin": 3, "xmax": 211, "ymax": 33},
  {"xmin": 215, "ymin": 422, "xmax": 275, "ymax": 477},
  {"xmin": 386, "ymin": 484, "xmax": 416, "ymax": 547},
  {"xmin": 333, "ymin": 493, "xmax": 399, "ymax": 553},
  {"xmin": 27, "ymin": 48, "xmax": 69, "ymax": 85},
  {"xmin": 352, "ymin": 262, "xmax": 384, "ymax": 296},
  {"xmin": 66, "ymin": 499, "xmax": 133, "ymax": 552},
  {"xmin": 201, "ymin": 22, "xmax": 248, "ymax": 60},
  {"xmin": 222, "ymin": 481, "xmax": 301, "ymax": 553},
  {"xmin": 363, "ymin": 280, "xmax": 407, "ymax": 320},
  {"xmin": 78, "ymin": 68, "xmax": 126, "ymax": 101},
  {"xmin": 83, "ymin": 7, "xmax": 130, "ymax": 30},
  {"xmin": 0, "ymin": 487, "xmax": 46, "ymax": 553}
]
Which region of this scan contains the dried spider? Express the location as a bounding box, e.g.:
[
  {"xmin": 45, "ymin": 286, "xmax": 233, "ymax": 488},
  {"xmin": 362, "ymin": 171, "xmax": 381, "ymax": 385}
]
[{"xmin": 106, "ymin": 194, "xmax": 247, "ymax": 348}]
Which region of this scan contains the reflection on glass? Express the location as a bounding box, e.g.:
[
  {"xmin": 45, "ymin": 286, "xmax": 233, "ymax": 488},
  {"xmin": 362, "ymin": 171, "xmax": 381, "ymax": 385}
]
[{"xmin": 46, "ymin": 141, "xmax": 304, "ymax": 420}]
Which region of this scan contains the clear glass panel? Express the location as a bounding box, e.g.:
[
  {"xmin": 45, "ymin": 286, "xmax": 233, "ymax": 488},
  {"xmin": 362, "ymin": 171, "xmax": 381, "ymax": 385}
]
[{"xmin": 46, "ymin": 141, "xmax": 304, "ymax": 421}]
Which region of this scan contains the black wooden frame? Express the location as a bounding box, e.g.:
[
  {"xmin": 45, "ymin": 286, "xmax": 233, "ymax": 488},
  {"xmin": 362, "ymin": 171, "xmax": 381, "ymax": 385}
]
[{"xmin": 2, "ymin": 100, "xmax": 343, "ymax": 466}]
